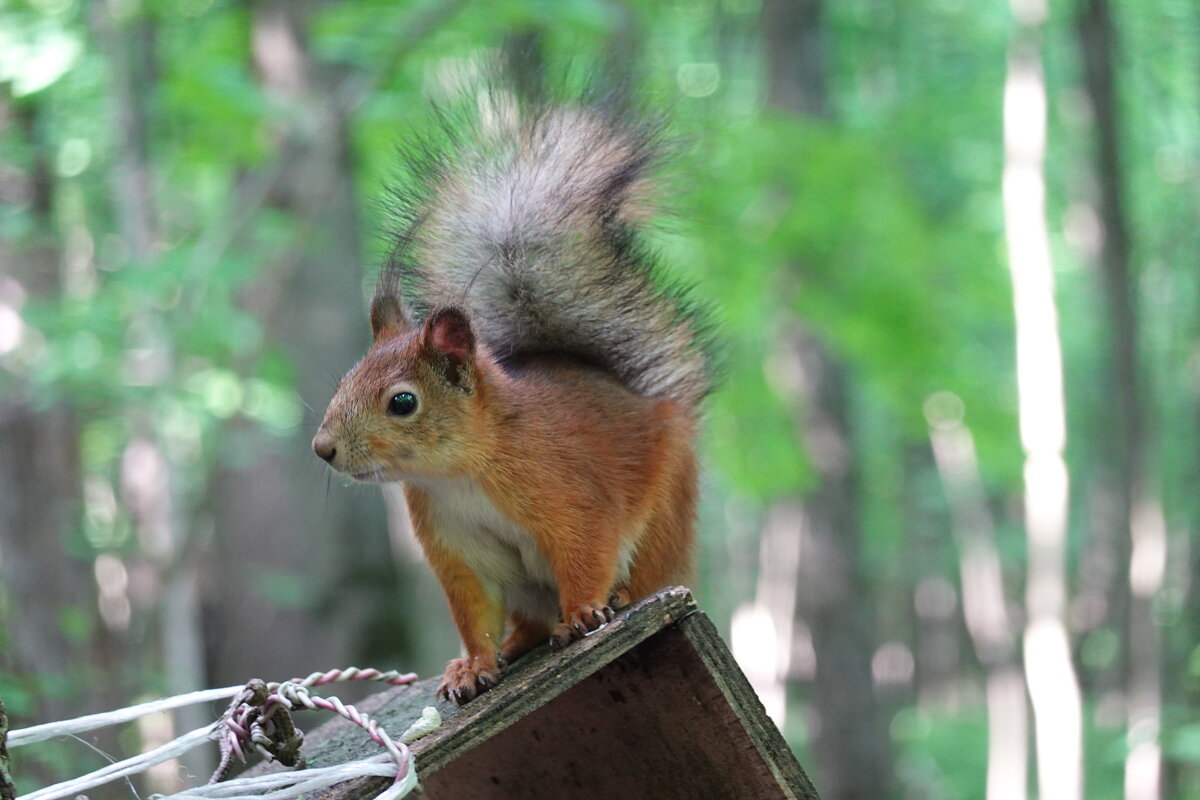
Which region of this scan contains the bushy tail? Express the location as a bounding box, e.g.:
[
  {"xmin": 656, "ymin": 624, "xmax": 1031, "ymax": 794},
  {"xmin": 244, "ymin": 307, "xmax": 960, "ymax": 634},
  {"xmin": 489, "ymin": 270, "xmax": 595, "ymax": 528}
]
[{"xmin": 377, "ymin": 88, "xmax": 715, "ymax": 408}]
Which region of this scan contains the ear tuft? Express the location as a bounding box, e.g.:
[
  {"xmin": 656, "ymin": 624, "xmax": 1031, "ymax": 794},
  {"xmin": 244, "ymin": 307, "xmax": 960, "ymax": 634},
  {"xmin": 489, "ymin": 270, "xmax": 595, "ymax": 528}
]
[
  {"xmin": 423, "ymin": 306, "xmax": 476, "ymax": 388},
  {"xmin": 370, "ymin": 294, "xmax": 408, "ymax": 341}
]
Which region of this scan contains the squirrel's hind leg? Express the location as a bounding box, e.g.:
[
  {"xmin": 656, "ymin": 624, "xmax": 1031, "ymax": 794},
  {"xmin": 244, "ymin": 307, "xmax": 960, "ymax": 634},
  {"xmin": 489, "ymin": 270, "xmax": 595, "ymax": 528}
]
[{"xmin": 623, "ymin": 449, "xmax": 699, "ymax": 601}]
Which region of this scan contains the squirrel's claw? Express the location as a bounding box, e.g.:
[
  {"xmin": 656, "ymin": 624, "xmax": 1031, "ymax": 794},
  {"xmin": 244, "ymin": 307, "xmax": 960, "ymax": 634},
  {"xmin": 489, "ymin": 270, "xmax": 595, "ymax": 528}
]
[
  {"xmin": 438, "ymin": 655, "xmax": 501, "ymax": 705},
  {"xmin": 551, "ymin": 604, "xmax": 614, "ymax": 648}
]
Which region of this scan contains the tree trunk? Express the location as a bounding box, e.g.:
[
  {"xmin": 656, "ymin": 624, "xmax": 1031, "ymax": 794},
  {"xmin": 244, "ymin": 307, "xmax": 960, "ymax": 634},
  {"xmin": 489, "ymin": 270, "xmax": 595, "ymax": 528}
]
[
  {"xmin": 0, "ymin": 90, "xmax": 124, "ymax": 783},
  {"xmin": 733, "ymin": 497, "xmax": 803, "ymax": 725},
  {"xmin": 760, "ymin": 2, "xmax": 894, "ymax": 797},
  {"xmin": 1075, "ymin": 3, "xmax": 1163, "ymax": 798},
  {"xmin": 92, "ymin": 2, "xmax": 214, "ymax": 785},
  {"xmin": 908, "ymin": 444, "xmax": 960, "ymax": 710},
  {"xmin": 928, "ymin": 404, "xmax": 1028, "ymax": 800},
  {"xmin": 788, "ymin": 328, "xmax": 893, "ymax": 800},
  {"xmin": 1002, "ymin": 7, "xmax": 1084, "ymax": 798},
  {"xmin": 201, "ymin": 0, "xmax": 380, "ymax": 689},
  {"xmin": 97, "ymin": 0, "xmax": 157, "ymax": 264},
  {"xmin": 0, "ymin": 405, "xmax": 87, "ymax": 709}
]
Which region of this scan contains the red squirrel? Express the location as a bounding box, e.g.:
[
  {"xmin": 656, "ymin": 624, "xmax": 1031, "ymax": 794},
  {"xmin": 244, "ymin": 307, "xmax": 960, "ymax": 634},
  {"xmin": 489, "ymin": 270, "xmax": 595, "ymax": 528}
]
[{"xmin": 311, "ymin": 90, "xmax": 714, "ymax": 704}]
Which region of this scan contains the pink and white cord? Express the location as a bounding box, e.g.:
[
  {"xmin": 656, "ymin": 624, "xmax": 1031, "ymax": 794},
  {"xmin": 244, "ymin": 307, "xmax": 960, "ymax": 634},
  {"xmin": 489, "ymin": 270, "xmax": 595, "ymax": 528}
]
[{"xmin": 212, "ymin": 668, "xmax": 420, "ymax": 784}]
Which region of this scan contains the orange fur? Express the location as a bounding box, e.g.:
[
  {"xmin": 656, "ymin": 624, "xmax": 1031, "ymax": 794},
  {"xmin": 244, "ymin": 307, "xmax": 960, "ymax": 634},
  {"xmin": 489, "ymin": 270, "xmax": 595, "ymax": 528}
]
[{"xmin": 314, "ymin": 312, "xmax": 698, "ymax": 703}]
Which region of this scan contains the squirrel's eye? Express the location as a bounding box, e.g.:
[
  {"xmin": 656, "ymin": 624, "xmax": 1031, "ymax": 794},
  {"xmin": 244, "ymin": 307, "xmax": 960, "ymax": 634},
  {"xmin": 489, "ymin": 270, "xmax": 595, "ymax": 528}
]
[{"xmin": 387, "ymin": 392, "xmax": 418, "ymax": 417}]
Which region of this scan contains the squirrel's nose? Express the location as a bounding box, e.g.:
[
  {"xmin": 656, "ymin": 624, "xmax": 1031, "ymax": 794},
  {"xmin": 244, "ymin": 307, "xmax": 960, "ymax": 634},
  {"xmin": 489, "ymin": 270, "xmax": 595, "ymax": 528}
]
[{"xmin": 312, "ymin": 431, "xmax": 336, "ymax": 463}]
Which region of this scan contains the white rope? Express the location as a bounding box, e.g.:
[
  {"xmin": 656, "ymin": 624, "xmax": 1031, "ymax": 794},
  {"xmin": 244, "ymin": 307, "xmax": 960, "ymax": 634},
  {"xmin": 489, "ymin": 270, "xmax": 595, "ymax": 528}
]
[
  {"xmin": 8, "ymin": 673, "xmax": 437, "ymax": 800},
  {"xmin": 9, "ymin": 686, "xmax": 242, "ymax": 747},
  {"xmin": 154, "ymin": 708, "xmax": 440, "ymax": 800},
  {"xmin": 18, "ymin": 724, "xmax": 219, "ymax": 800},
  {"xmin": 156, "ymin": 756, "xmax": 409, "ymax": 800}
]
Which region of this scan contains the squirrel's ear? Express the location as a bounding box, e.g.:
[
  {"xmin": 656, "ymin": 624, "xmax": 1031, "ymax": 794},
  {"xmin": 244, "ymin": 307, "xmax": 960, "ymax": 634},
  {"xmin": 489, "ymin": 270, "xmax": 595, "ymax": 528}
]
[
  {"xmin": 370, "ymin": 294, "xmax": 409, "ymax": 342},
  {"xmin": 423, "ymin": 306, "xmax": 476, "ymax": 389}
]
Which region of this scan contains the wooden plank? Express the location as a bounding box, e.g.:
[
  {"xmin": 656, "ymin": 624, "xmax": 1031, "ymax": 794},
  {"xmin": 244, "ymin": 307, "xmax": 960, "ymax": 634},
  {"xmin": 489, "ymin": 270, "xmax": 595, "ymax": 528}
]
[
  {"xmin": 288, "ymin": 587, "xmax": 699, "ymax": 796},
  {"xmin": 418, "ymin": 618, "xmax": 819, "ymax": 799},
  {"xmin": 245, "ymin": 587, "xmax": 817, "ymax": 799}
]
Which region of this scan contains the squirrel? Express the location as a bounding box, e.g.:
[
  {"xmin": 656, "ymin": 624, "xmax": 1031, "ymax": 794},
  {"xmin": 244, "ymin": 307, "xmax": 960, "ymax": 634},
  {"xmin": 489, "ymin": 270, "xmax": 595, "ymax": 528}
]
[{"xmin": 311, "ymin": 84, "xmax": 715, "ymax": 704}]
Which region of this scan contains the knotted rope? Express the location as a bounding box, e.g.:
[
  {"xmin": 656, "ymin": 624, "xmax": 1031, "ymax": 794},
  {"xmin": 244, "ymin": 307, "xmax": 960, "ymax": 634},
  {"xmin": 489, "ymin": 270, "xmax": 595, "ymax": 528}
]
[{"xmin": 8, "ymin": 667, "xmax": 437, "ymax": 800}]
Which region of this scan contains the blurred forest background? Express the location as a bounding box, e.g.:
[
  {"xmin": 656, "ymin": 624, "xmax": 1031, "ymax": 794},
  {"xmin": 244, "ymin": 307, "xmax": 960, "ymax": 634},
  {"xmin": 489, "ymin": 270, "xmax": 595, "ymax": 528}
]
[{"xmin": 1, "ymin": 0, "xmax": 1198, "ymax": 798}]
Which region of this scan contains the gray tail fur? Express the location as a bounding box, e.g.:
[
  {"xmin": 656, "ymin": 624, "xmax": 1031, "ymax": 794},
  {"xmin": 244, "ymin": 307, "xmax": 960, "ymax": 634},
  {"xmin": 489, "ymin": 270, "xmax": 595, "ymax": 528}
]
[{"xmin": 377, "ymin": 85, "xmax": 715, "ymax": 407}]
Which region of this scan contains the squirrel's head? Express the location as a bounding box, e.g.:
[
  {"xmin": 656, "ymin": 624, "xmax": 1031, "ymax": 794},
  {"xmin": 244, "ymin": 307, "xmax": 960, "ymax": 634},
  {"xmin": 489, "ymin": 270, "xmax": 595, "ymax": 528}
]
[{"xmin": 312, "ymin": 299, "xmax": 484, "ymax": 482}]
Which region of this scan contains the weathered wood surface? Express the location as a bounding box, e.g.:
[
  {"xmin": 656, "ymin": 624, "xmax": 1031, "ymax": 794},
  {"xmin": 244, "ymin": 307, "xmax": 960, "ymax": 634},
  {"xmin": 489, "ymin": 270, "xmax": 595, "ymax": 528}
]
[{"xmin": 253, "ymin": 586, "xmax": 819, "ymax": 799}]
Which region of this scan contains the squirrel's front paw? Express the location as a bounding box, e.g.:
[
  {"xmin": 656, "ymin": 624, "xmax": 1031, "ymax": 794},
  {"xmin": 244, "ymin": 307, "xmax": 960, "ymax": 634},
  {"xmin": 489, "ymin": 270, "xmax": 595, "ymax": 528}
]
[
  {"xmin": 551, "ymin": 604, "xmax": 615, "ymax": 648},
  {"xmin": 438, "ymin": 655, "xmax": 502, "ymax": 705}
]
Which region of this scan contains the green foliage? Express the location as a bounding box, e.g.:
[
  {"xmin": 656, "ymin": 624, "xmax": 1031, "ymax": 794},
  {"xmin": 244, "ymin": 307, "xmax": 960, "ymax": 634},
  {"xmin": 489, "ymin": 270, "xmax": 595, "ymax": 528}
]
[
  {"xmin": 890, "ymin": 705, "xmax": 1133, "ymax": 800},
  {"xmin": 892, "ymin": 707, "xmax": 992, "ymax": 800},
  {"xmin": 679, "ymin": 111, "xmax": 1018, "ymax": 495},
  {"xmin": 2, "ymin": 0, "xmax": 1199, "ymax": 794}
]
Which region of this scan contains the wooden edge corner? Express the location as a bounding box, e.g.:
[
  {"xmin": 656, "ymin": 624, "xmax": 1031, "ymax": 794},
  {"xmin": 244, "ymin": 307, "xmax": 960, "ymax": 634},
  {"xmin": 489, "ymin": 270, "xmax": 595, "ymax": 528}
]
[{"xmin": 677, "ymin": 612, "xmax": 821, "ymax": 800}]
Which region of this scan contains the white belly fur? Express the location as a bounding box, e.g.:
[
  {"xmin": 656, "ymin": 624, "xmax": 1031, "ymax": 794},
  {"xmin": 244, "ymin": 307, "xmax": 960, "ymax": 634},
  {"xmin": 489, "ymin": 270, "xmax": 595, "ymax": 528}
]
[{"xmin": 398, "ymin": 476, "xmax": 638, "ymax": 621}]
